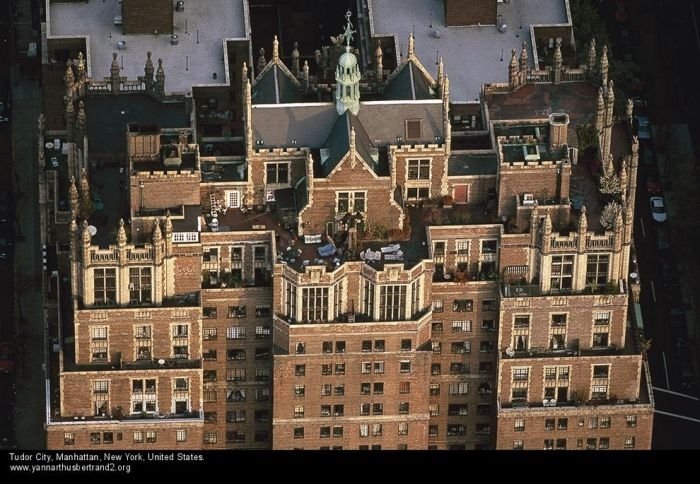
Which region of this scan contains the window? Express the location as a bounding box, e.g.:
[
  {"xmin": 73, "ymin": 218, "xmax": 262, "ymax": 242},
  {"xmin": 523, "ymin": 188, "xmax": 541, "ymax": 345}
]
[
  {"xmin": 226, "ymin": 431, "xmax": 245, "ymax": 444},
  {"xmin": 586, "ymin": 438, "xmax": 597, "ymax": 450},
  {"xmin": 171, "ymin": 324, "xmax": 189, "ymax": 359},
  {"xmin": 255, "ymin": 304, "xmax": 271, "ymax": 318},
  {"xmin": 447, "ymin": 425, "xmax": 466, "ymax": 437},
  {"xmin": 600, "ymin": 417, "xmax": 611, "ymax": 429},
  {"xmin": 373, "ymin": 382, "xmax": 384, "ymax": 394},
  {"xmin": 374, "ymin": 340, "xmax": 385, "ymax": 352},
  {"xmin": 294, "ymin": 385, "xmax": 305, "ymax": 397},
  {"xmin": 176, "ymin": 430, "xmax": 187, "ymax": 443},
  {"xmin": 202, "ymin": 349, "xmax": 217, "ymax": 361},
  {"xmin": 481, "ymin": 320, "xmax": 495, "ymax": 332},
  {"xmin": 449, "ymin": 382, "xmax": 468, "ymax": 395},
  {"xmin": 480, "ymin": 341, "xmax": 494, "ymax": 353},
  {"xmin": 475, "ymin": 423, "xmax": 490, "ymax": 435},
  {"xmin": 321, "ymin": 405, "xmax": 331, "ymax": 417},
  {"xmin": 373, "ymin": 403, "xmax": 384, "ymax": 415},
  {"xmin": 335, "ymin": 341, "xmax": 346, "ymax": 353},
  {"xmin": 448, "ymin": 404, "xmax": 468, "ymax": 416},
  {"xmin": 203, "ymin": 327, "xmax": 217, "ymax": 339},
  {"xmin": 336, "ymin": 191, "xmax": 366, "ymax": 214},
  {"xmin": 401, "ymin": 338, "xmax": 412, "ymax": 351},
  {"xmin": 255, "ymin": 388, "xmax": 270, "ymax": 401},
  {"xmin": 321, "ymin": 384, "xmax": 332, "ymax": 396},
  {"xmin": 362, "ymin": 280, "xmax": 374, "ymax": 319},
  {"xmin": 586, "ymin": 254, "xmax": 610, "ymax": 287},
  {"xmin": 89, "ymin": 433, "xmax": 100, "ymax": 445},
  {"xmin": 513, "ymin": 440, "xmax": 524, "ymax": 450},
  {"xmin": 558, "ymin": 418, "xmax": 568, "ymax": 430},
  {"xmin": 204, "ymin": 389, "xmax": 217, "ymax": 402},
  {"xmin": 228, "ymin": 306, "xmax": 247, "ymax": 319},
  {"xmin": 133, "ymin": 431, "xmax": 143, "ymax": 444},
  {"xmin": 129, "ymin": 267, "xmax": 152, "ymax": 303},
  {"xmin": 432, "ymin": 322, "xmax": 443, "ymax": 334},
  {"xmin": 64, "ymin": 432, "xmax": 75, "ymax": 445},
  {"xmin": 93, "ymin": 268, "xmax": 116, "ymax": 306},
  {"xmin": 334, "ymin": 384, "xmax": 345, "ymax": 396},
  {"xmin": 432, "ymin": 341, "xmax": 442, "ymax": 353},
  {"xmin": 204, "ymin": 432, "xmax": 218, "ymax": 444},
  {"xmin": 361, "ymin": 340, "xmax": 372, "ymax": 352},
  {"xmin": 430, "ymin": 383, "xmax": 440, "ymax": 396},
  {"xmin": 429, "ymin": 425, "xmax": 439, "ymax": 437},
  {"xmin": 227, "ymin": 348, "xmax": 245, "ymax": 361},
  {"xmin": 90, "ymin": 326, "xmax": 108, "ymax": 362},
  {"xmin": 333, "ymin": 404, "xmax": 344, "ymax": 416},
  {"xmin": 599, "ymin": 438, "xmax": 610, "ymax": 450},
  {"xmin": 227, "ymin": 326, "xmax": 246, "ymax": 339},
  {"xmin": 374, "ymin": 362, "xmax": 385, "ymax": 374},
  {"xmin": 294, "ymin": 406, "xmax": 305, "ymax": 418},
  {"xmin": 359, "ymin": 425, "xmax": 369, "ymax": 438},
  {"xmin": 204, "ymin": 412, "xmax": 217, "ymax": 422},
  {"xmin": 322, "ymin": 364, "xmax": 332, "ymax": 376},
  {"xmin": 624, "ymin": 437, "xmax": 635, "ymax": 449},
  {"xmin": 405, "ymin": 120, "xmax": 423, "ymax": 140},
  {"xmin": 429, "ymin": 404, "xmax": 439, "ymax": 417},
  {"xmin": 226, "ymin": 369, "xmax": 245, "ymax": 382},
  {"xmin": 451, "ymin": 341, "xmax": 470, "ymax": 354},
  {"xmin": 398, "ymin": 422, "xmax": 409, "ymax": 436},
  {"xmin": 399, "ymin": 402, "xmax": 410, "ymax": 414},
  {"xmin": 295, "ymin": 365, "xmax": 306, "ymax": 376},
  {"xmin": 453, "ymin": 299, "xmax": 473, "ymax": 312},
  {"xmin": 361, "ymin": 383, "xmax": 371, "ymax": 395},
  {"xmin": 255, "ymin": 410, "xmax": 269, "ymax": 423},
  {"xmin": 514, "ymin": 419, "xmax": 525, "ymax": 432},
  {"xmin": 266, "ymin": 162, "xmax": 289, "ymax": 184},
  {"xmin": 626, "ymin": 416, "xmax": 637, "ymax": 428},
  {"xmin": 550, "ymin": 255, "xmax": 574, "ymax": 292},
  {"xmin": 588, "ymin": 417, "xmax": 599, "ymax": 429},
  {"xmin": 131, "ymin": 379, "xmax": 157, "ymax": 413},
  {"xmin": 407, "ymin": 159, "xmax": 430, "ymax": 184},
  {"xmin": 450, "ymin": 363, "xmax": 469, "ymax": 375},
  {"xmin": 255, "ymin": 367, "xmax": 270, "ymax": 382},
  {"xmin": 320, "ymin": 426, "xmax": 331, "ymax": 439},
  {"xmin": 593, "ymin": 365, "xmax": 610, "ymax": 378},
  {"xmin": 254, "ymin": 347, "xmax": 270, "ymax": 360},
  {"xmin": 371, "ymin": 424, "xmax": 383, "ymax": 437},
  {"xmin": 544, "ymin": 439, "xmax": 554, "ymax": 450},
  {"xmin": 255, "ymin": 326, "xmax": 271, "ymax": 339},
  {"xmin": 513, "ymin": 368, "xmax": 529, "ymax": 382},
  {"xmin": 545, "ymin": 418, "xmax": 555, "ymax": 431},
  {"xmin": 360, "ymin": 403, "xmax": 370, "ymax": 416},
  {"xmin": 406, "ymin": 187, "xmax": 430, "ymax": 200},
  {"xmin": 482, "ymin": 299, "xmax": 497, "ymax": 312},
  {"xmin": 433, "ymin": 300, "xmax": 444, "ymax": 313},
  {"xmin": 593, "ymin": 331, "xmax": 609, "ymax": 348},
  {"xmin": 400, "ymin": 361, "xmax": 412, "ymax": 373},
  {"xmin": 302, "ymin": 287, "xmax": 329, "ymax": 322},
  {"xmin": 431, "ymin": 363, "xmax": 441, "ymax": 375},
  {"xmin": 452, "ymin": 321, "xmax": 472, "ymax": 332},
  {"xmin": 594, "ymin": 312, "xmax": 611, "ymax": 326},
  {"xmin": 399, "ymin": 381, "xmax": 410, "ymax": 394},
  {"xmin": 379, "ymin": 286, "xmax": 406, "ymax": 321},
  {"xmin": 556, "ymin": 439, "xmax": 567, "ymax": 450},
  {"xmin": 146, "ymin": 431, "xmax": 157, "ymax": 444},
  {"xmin": 227, "ymin": 410, "xmax": 246, "ymax": 423}
]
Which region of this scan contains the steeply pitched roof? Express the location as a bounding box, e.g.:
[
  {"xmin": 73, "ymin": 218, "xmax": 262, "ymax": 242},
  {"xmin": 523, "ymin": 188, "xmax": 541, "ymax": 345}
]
[
  {"xmin": 384, "ymin": 61, "xmax": 435, "ymax": 101},
  {"xmin": 321, "ymin": 112, "xmax": 377, "ymax": 177},
  {"xmin": 252, "ymin": 64, "xmax": 303, "ymax": 104}
]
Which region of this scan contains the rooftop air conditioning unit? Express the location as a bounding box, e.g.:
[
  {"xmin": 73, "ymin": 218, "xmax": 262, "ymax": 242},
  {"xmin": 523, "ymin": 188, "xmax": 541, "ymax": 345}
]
[{"xmin": 523, "ymin": 193, "xmax": 535, "ymax": 206}]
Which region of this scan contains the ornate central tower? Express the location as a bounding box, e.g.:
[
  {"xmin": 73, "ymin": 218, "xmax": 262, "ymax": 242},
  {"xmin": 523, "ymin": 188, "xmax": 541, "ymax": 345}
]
[{"xmin": 335, "ymin": 11, "xmax": 361, "ymax": 115}]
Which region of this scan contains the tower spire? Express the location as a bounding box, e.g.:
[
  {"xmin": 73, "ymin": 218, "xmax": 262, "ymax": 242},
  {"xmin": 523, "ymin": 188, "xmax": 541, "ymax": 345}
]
[
  {"xmin": 508, "ymin": 48, "xmax": 519, "ymax": 89},
  {"xmin": 155, "ymin": 58, "xmax": 165, "ymax": 97},
  {"xmin": 272, "ymin": 35, "xmax": 280, "ymax": 63},
  {"xmin": 599, "ymin": 45, "xmax": 609, "ymax": 86},
  {"xmin": 335, "ymin": 10, "xmax": 360, "ymax": 115},
  {"xmin": 144, "ymin": 51, "xmax": 154, "ymax": 91}
]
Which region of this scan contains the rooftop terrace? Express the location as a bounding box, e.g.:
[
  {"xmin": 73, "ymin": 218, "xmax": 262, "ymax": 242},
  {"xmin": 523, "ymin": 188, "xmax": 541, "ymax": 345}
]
[
  {"xmin": 370, "ymin": 0, "xmax": 570, "ymax": 103},
  {"xmin": 47, "ymin": 0, "xmax": 248, "ymax": 94}
]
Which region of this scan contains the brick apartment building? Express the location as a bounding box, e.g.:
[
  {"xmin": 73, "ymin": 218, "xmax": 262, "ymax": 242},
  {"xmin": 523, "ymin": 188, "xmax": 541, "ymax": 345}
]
[{"xmin": 38, "ymin": 0, "xmax": 652, "ymax": 450}]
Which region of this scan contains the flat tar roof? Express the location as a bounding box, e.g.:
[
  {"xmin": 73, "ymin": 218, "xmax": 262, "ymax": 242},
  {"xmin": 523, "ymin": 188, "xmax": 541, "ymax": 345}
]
[
  {"xmin": 369, "ymin": 0, "xmax": 569, "ymax": 102},
  {"xmin": 47, "ymin": 0, "xmax": 248, "ymax": 94}
]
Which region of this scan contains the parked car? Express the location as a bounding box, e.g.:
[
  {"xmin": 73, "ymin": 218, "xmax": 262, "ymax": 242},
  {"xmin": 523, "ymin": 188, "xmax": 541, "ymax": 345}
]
[
  {"xmin": 0, "ymin": 343, "xmax": 15, "ymax": 374},
  {"xmin": 650, "ymin": 196, "xmax": 667, "ymax": 222},
  {"xmin": 646, "ymin": 175, "xmax": 662, "ymax": 195}
]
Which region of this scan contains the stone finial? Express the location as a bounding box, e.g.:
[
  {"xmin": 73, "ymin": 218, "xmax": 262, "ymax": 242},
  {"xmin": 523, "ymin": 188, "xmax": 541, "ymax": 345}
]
[
  {"xmin": 244, "ymin": 78, "xmax": 252, "ymax": 106},
  {"xmin": 543, "ymin": 209, "xmax": 552, "ymax": 234},
  {"xmin": 595, "ymin": 87, "xmax": 605, "ymax": 130},
  {"xmin": 144, "ymin": 51, "xmax": 154, "ymax": 84},
  {"xmin": 626, "ymin": 98, "xmax": 634, "ymax": 123},
  {"xmin": 69, "ymin": 176, "xmax": 79, "ymax": 210},
  {"xmin": 553, "ymin": 39, "xmax": 563, "ymax": 68},
  {"xmin": 443, "ymin": 74, "xmax": 450, "ymax": 100},
  {"xmin": 81, "ymin": 219, "xmax": 91, "ymax": 246},
  {"xmin": 80, "ymin": 167, "xmax": 90, "ymax": 202},
  {"xmin": 631, "ymin": 135, "xmax": 639, "ymax": 156},
  {"xmin": 272, "ymin": 35, "xmax": 280, "ymax": 62},
  {"xmin": 376, "ymin": 41, "xmax": 384, "ymax": 82},
  {"xmin": 509, "ymin": 48, "xmax": 519, "ymax": 88},
  {"xmin": 614, "ymin": 204, "xmax": 624, "ymax": 231},
  {"xmin": 587, "ymin": 38, "xmax": 597, "ymax": 71},
  {"xmin": 519, "ymin": 41, "xmax": 529, "ymax": 72},
  {"xmin": 606, "ymin": 80, "xmax": 615, "ymax": 113},
  {"xmin": 302, "ymin": 60, "xmax": 309, "ymax": 80},
  {"xmin": 70, "ymin": 216, "xmax": 78, "ymax": 236},
  {"xmin": 407, "ymin": 32, "xmax": 415, "ymax": 57},
  {"xmin": 257, "ymin": 47, "xmax": 267, "ymax": 73},
  {"xmin": 152, "ymin": 219, "xmax": 162, "ymax": 242},
  {"xmin": 75, "ymin": 100, "xmax": 86, "ymax": 137},
  {"xmin": 437, "ymin": 57, "xmax": 444, "ymax": 88},
  {"xmin": 291, "ymin": 41, "xmax": 300, "ymax": 76},
  {"xmin": 599, "ymin": 45, "xmax": 609, "ymax": 86},
  {"xmin": 620, "ymin": 159, "xmax": 628, "ymax": 192},
  {"xmin": 241, "ymin": 61, "xmax": 248, "ymax": 85},
  {"xmin": 156, "ymin": 58, "xmax": 165, "ymax": 83},
  {"xmin": 38, "ymin": 113, "xmax": 46, "ymax": 134},
  {"xmin": 117, "ymin": 218, "xmax": 127, "ymax": 247},
  {"xmin": 65, "ymin": 97, "xmax": 75, "ymax": 124},
  {"xmin": 110, "ymin": 52, "xmax": 120, "ymax": 79},
  {"xmin": 64, "ymin": 60, "xmax": 75, "ymax": 88},
  {"xmin": 578, "ymin": 205, "xmax": 588, "ymax": 234},
  {"xmin": 164, "ymin": 210, "xmax": 173, "ymax": 234},
  {"xmin": 76, "ymin": 51, "xmax": 86, "ymax": 82}
]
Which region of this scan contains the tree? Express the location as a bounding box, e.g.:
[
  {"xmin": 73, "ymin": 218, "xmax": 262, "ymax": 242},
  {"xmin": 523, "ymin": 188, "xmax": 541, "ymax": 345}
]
[
  {"xmin": 600, "ymin": 201, "xmax": 621, "ymax": 230},
  {"xmin": 599, "ymin": 171, "xmax": 621, "ymax": 195}
]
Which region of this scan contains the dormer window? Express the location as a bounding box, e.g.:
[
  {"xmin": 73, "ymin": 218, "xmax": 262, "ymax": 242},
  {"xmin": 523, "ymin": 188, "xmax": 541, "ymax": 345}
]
[{"xmin": 405, "ymin": 119, "xmax": 422, "ymax": 140}]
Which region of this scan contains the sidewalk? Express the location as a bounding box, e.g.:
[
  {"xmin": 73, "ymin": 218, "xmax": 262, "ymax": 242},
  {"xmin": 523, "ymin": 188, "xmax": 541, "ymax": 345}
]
[{"xmin": 11, "ymin": 61, "xmax": 46, "ymax": 449}]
